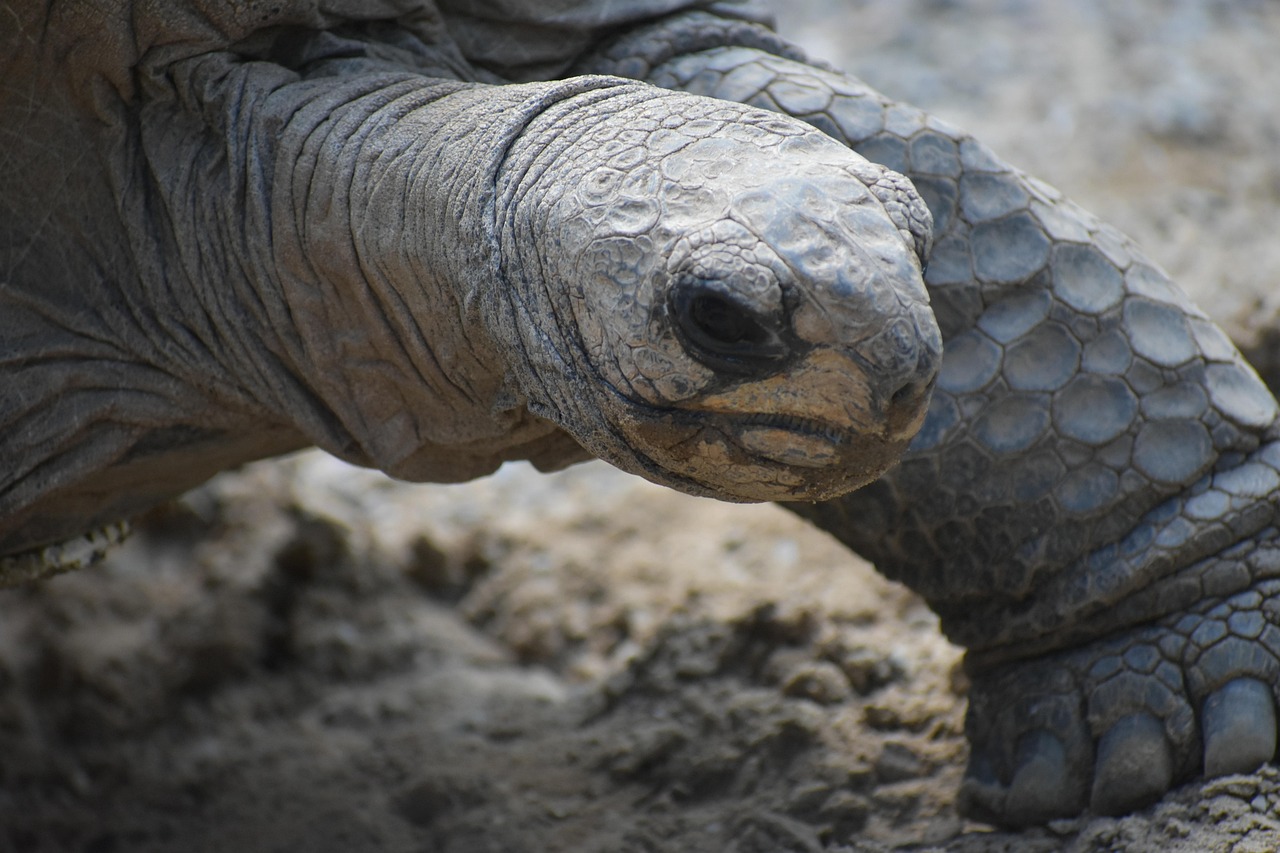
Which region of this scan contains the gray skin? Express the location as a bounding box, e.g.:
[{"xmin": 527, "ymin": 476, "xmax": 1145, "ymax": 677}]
[
  {"xmin": 0, "ymin": 2, "xmax": 937, "ymax": 563},
  {"xmin": 3, "ymin": 0, "xmax": 1279, "ymax": 829}
]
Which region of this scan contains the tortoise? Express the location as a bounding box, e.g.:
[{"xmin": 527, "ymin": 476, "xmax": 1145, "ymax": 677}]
[{"xmin": 3, "ymin": 0, "xmax": 1279, "ymax": 827}]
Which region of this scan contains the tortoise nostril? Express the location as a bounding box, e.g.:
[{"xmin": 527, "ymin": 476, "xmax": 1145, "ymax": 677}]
[
  {"xmin": 891, "ymin": 378, "xmax": 924, "ymax": 408},
  {"xmin": 885, "ymin": 374, "xmax": 936, "ymax": 437},
  {"xmin": 874, "ymin": 314, "xmax": 941, "ymax": 414},
  {"xmin": 883, "ymin": 334, "xmax": 939, "ymax": 433},
  {"xmin": 889, "ymin": 373, "xmax": 936, "ymax": 412}
]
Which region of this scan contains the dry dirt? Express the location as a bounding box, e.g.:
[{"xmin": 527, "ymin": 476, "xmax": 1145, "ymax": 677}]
[{"xmin": 5, "ymin": 1, "xmax": 1280, "ymax": 851}]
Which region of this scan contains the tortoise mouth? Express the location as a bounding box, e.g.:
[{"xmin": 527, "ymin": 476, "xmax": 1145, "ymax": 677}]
[
  {"xmin": 728, "ymin": 412, "xmax": 856, "ymax": 470},
  {"xmin": 588, "ymin": 379, "xmax": 907, "ymax": 501},
  {"xmin": 655, "ymin": 406, "xmax": 861, "ymax": 459},
  {"xmin": 733, "ymin": 412, "xmax": 853, "ymax": 447},
  {"xmin": 657, "ymin": 404, "xmax": 895, "ymax": 479},
  {"xmin": 737, "ymin": 414, "xmax": 855, "ymax": 468}
]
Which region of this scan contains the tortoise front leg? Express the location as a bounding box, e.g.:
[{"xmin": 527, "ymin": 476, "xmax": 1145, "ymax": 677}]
[{"xmin": 581, "ymin": 13, "xmax": 1280, "ymax": 824}]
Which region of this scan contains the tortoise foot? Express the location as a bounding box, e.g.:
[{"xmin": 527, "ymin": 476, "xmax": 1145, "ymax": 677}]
[{"xmin": 961, "ymin": 577, "xmax": 1280, "ymax": 825}]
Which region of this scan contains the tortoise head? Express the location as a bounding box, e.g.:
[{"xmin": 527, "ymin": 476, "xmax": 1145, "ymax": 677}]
[{"xmin": 497, "ymin": 89, "xmax": 940, "ymax": 502}]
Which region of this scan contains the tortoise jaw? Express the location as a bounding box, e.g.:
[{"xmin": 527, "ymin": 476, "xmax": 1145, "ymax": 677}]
[
  {"xmin": 734, "ymin": 413, "xmax": 852, "ymax": 470},
  {"xmin": 585, "ymin": 349, "xmax": 933, "ymax": 501},
  {"xmin": 610, "ymin": 403, "xmax": 915, "ymax": 502},
  {"xmin": 726, "ymin": 413, "xmax": 916, "ymax": 495}
]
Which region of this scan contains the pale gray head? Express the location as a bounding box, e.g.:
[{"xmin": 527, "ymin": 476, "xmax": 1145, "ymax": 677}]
[{"xmin": 496, "ymin": 88, "xmax": 941, "ymax": 502}]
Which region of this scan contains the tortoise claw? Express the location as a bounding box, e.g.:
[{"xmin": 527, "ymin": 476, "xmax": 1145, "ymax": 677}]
[
  {"xmin": 1203, "ymin": 677, "xmax": 1277, "ymax": 777},
  {"xmin": 1089, "ymin": 713, "xmax": 1173, "ymax": 816},
  {"xmin": 1006, "ymin": 729, "xmax": 1075, "ymax": 823}
]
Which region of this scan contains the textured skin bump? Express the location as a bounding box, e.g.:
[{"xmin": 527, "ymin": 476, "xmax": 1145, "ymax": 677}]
[{"xmin": 580, "ymin": 11, "xmax": 1280, "ymax": 825}]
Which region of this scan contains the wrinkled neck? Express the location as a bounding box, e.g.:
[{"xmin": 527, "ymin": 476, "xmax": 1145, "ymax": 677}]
[
  {"xmin": 146, "ymin": 49, "xmax": 630, "ymax": 480},
  {"xmin": 490, "ymin": 81, "xmax": 674, "ymax": 466}
]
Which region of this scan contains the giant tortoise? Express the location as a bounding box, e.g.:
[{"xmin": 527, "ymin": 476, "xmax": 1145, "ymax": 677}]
[{"xmin": 3, "ymin": 0, "xmax": 1279, "ymax": 826}]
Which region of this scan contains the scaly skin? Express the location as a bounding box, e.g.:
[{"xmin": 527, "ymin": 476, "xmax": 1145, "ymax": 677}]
[
  {"xmin": 1, "ymin": 9, "xmax": 938, "ymax": 571},
  {"xmin": 579, "ymin": 12, "xmax": 1280, "ymax": 824}
]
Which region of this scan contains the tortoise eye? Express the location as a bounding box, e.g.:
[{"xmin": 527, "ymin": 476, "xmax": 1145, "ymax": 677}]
[
  {"xmin": 671, "ymin": 280, "xmax": 789, "ymax": 375},
  {"xmin": 688, "ymin": 293, "xmax": 765, "ymax": 348}
]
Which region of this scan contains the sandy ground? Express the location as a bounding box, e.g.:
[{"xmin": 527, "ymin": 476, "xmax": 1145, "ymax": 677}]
[{"xmin": 5, "ymin": 1, "xmax": 1280, "ymax": 851}]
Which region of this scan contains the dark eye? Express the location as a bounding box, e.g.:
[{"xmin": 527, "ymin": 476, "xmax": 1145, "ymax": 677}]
[
  {"xmin": 671, "ymin": 280, "xmax": 790, "ymax": 375},
  {"xmin": 688, "ymin": 293, "xmax": 765, "ymax": 347}
]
